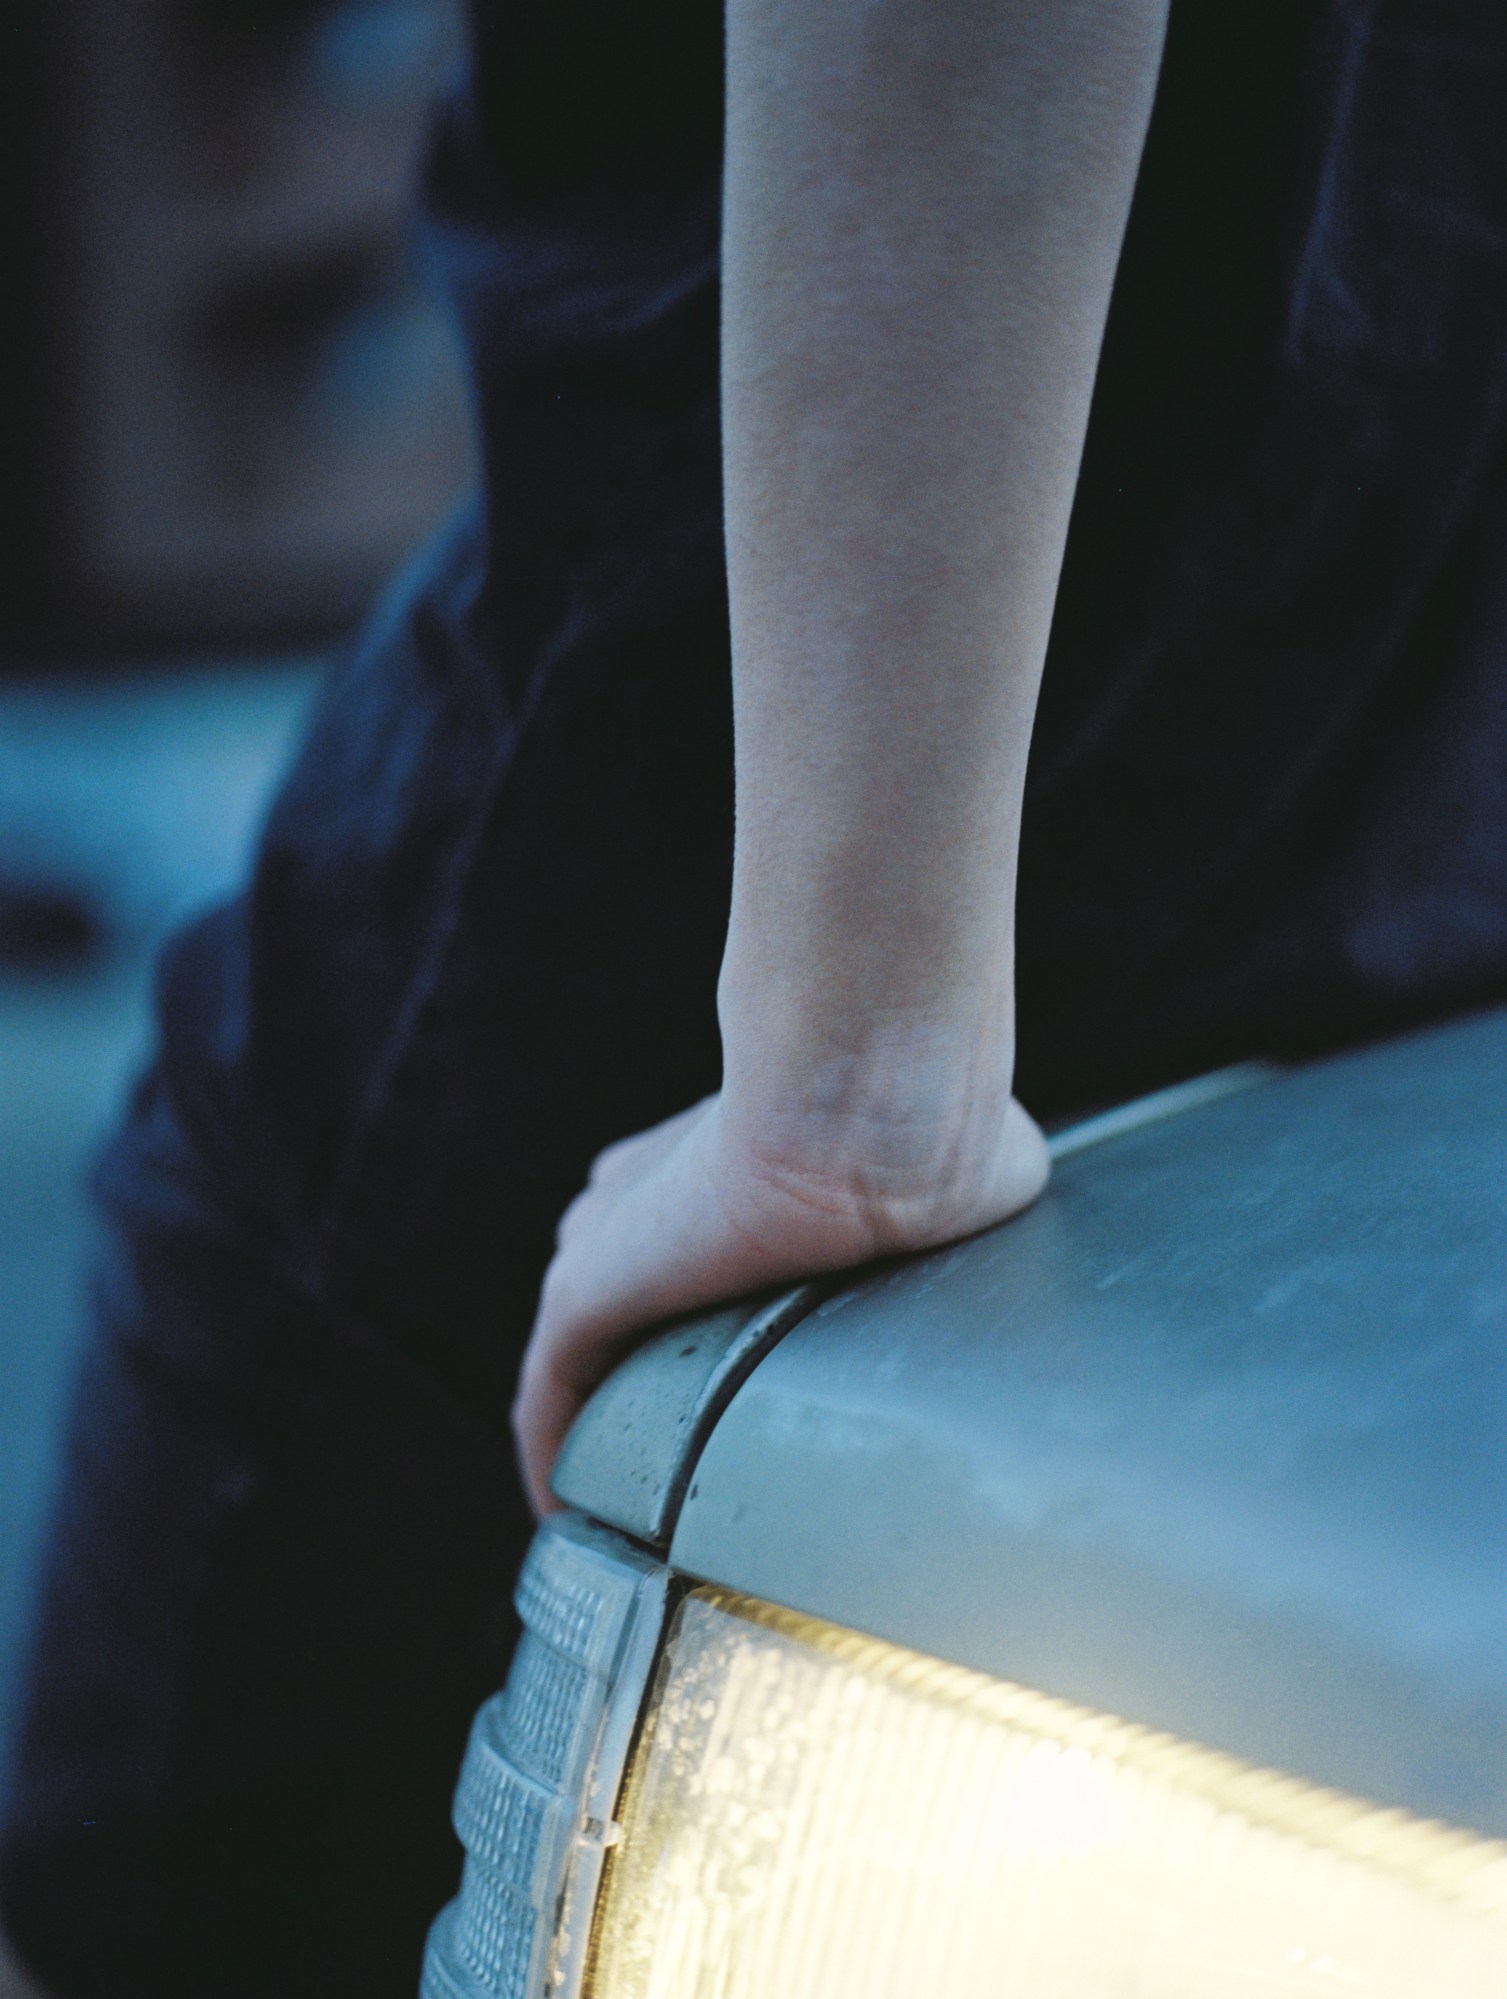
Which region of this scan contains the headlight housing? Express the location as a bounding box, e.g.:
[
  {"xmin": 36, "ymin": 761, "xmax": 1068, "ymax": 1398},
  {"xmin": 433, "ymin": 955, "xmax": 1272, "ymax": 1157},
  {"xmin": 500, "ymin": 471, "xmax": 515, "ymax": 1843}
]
[
  {"xmin": 590, "ymin": 1587, "xmax": 1507, "ymax": 1999},
  {"xmin": 424, "ymin": 1519, "xmax": 1507, "ymax": 1999}
]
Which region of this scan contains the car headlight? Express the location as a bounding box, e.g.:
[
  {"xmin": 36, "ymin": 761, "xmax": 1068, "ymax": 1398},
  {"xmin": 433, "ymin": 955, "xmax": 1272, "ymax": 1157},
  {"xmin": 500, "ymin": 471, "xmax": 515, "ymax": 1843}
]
[
  {"xmin": 589, "ymin": 1587, "xmax": 1507, "ymax": 1999},
  {"xmin": 425, "ymin": 1518, "xmax": 1507, "ymax": 1999}
]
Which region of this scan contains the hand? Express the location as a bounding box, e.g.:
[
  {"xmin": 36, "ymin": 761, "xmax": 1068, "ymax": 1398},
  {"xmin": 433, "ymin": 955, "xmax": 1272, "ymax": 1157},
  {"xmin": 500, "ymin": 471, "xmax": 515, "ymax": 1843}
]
[{"xmin": 511, "ymin": 1080, "xmax": 1049, "ymax": 1516}]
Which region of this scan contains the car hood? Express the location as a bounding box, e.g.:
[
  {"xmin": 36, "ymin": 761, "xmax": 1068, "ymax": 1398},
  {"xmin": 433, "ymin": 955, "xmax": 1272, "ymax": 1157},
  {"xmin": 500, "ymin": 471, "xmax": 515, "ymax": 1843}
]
[{"xmin": 554, "ymin": 1008, "xmax": 1507, "ymax": 1836}]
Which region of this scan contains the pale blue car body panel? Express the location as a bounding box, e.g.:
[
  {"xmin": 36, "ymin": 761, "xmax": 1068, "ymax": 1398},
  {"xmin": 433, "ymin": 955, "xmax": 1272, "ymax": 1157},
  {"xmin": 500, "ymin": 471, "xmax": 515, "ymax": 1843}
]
[{"xmin": 555, "ymin": 1009, "xmax": 1507, "ymax": 1837}]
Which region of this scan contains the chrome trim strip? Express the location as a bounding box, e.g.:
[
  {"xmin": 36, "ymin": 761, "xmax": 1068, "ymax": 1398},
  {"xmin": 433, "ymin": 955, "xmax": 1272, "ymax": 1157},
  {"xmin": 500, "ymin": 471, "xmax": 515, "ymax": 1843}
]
[{"xmin": 1047, "ymin": 1059, "xmax": 1276, "ymax": 1161}]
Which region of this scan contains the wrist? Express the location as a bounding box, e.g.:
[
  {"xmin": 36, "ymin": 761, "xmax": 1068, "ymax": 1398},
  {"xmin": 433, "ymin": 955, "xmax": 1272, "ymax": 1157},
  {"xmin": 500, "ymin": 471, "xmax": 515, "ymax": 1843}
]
[{"xmin": 716, "ymin": 961, "xmax": 1019, "ymax": 1212}]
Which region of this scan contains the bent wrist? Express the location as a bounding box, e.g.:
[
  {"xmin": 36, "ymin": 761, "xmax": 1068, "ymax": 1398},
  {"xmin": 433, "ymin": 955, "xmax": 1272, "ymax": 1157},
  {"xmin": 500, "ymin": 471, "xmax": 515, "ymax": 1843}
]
[{"xmin": 716, "ymin": 970, "xmax": 1019, "ymax": 1204}]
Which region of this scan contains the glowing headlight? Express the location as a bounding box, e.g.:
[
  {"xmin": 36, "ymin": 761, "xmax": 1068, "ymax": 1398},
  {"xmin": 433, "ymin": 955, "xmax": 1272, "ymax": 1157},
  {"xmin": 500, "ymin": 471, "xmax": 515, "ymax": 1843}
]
[{"xmin": 585, "ymin": 1589, "xmax": 1507, "ymax": 1999}]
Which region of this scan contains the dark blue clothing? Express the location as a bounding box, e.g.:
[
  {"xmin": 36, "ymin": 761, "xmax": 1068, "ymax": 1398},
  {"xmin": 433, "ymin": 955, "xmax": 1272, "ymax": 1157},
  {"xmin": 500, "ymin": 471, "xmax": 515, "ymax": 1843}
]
[{"xmin": 7, "ymin": 3, "xmax": 1507, "ymax": 1993}]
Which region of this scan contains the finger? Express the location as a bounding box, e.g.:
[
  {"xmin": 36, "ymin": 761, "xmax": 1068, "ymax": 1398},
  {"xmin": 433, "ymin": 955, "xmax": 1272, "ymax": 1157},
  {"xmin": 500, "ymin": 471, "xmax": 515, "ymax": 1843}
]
[
  {"xmin": 514, "ymin": 1185, "xmax": 711, "ymax": 1513},
  {"xmin": 516, "ymin": 1156, "xmax": 756, "ymax": 1507},
  {"xmin": 511, "ymin": 1355, "xmax": 579, "ymax": 1519},
  {"xmin": 546, "ymin": 1142, "xmax": 727, "ymax": 1344},
  {"xmin": 586, "ymin": 1098, "xmax": 713, "ymax": 1191},
  {"xmin": 513, "ymin": 1174, "xmax": 719, "ymax": 1517}
]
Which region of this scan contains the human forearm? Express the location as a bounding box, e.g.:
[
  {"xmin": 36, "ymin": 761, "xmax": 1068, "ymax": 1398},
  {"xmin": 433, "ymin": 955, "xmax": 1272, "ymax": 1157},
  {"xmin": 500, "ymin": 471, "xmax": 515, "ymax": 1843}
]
[
  {"xmin": 513, "ymin": 0, "xmax": 1170, "ymax": 1510},
  {"xmin": 720, "ymin": 0, "xmax": 1169, "ymax": 1123}
]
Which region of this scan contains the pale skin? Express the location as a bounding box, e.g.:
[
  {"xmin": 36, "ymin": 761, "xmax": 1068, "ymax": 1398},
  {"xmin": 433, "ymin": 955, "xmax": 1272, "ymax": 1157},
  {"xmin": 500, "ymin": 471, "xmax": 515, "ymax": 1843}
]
[{"xmin": 513, "ymin": 0, "xmax": 1172, "ymax": 1515}]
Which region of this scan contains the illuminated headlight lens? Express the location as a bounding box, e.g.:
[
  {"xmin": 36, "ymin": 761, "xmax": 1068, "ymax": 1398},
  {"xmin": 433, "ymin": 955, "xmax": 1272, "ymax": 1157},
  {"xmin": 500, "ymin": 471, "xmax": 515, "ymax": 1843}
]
[{"xmin": 585, "ymin": 1589, "xmax": 1507, "ymax": 1999}]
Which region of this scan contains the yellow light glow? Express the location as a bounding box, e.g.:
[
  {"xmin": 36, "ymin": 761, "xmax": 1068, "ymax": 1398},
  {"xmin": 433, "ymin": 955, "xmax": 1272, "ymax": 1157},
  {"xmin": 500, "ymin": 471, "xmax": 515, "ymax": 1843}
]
[{"xmin": 584, "ymin": 1590, "xmax": 1507, "ymax": 1999}]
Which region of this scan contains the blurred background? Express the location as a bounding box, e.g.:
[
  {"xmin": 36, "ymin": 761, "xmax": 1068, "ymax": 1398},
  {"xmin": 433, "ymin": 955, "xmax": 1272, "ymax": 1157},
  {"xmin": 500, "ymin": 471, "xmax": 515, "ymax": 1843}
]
[{"xmin": 0, "ymin": 0, "xmax": 476, "ymax": 1897}]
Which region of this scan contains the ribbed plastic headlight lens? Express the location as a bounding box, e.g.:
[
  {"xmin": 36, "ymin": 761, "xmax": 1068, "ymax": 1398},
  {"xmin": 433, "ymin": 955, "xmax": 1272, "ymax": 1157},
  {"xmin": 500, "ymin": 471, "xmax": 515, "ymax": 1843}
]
[{"xmin": 585, "ymin": 1589, "xmax": 1507, "ymax": 1999}]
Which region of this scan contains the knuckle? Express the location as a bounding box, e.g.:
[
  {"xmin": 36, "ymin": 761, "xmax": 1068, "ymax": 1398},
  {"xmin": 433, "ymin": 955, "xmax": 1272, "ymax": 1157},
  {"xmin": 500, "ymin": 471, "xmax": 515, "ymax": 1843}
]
[
  {"xmin": 556, "ymin": 1187, "xmax": 595, "ymax": 1246},
  {"xmin": 537, "ymin": 1261, "xmax": 575, "ymax": 1326}
]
